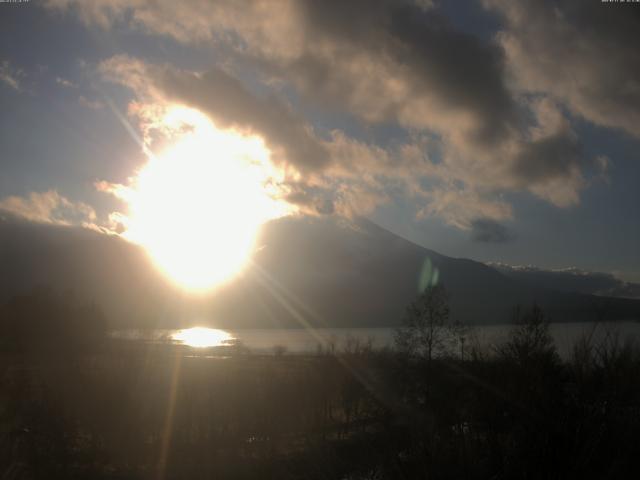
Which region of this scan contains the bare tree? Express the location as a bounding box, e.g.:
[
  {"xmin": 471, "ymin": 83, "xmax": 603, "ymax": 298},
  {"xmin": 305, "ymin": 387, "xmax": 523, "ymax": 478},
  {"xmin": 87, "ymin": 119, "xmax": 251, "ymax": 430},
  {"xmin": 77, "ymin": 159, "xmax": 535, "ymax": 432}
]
[
  {"xmin": 447, "ymin": 320, "xmax": 473, "ymax": 361},
  {"xmin": 495, "ymin": 303, "xmax": 558, "ymax": 366},
  {"xmin": 395, "ymin": 285, "xmax": 450, "ymax": 362}
]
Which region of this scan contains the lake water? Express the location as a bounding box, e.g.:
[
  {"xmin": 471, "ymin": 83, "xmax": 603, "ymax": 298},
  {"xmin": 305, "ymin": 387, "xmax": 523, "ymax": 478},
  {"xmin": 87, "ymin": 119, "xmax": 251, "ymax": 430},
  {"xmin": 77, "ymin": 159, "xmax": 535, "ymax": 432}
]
[{"xmin": 112, "ymin": 321, "xmax": 640, "ymax": 359}]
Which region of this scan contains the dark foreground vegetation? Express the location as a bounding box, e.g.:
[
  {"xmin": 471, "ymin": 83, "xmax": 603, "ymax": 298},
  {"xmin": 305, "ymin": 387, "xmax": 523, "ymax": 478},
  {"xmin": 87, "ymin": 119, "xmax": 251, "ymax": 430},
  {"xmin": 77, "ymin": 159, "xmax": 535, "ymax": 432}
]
[{"xmin": 2, "ymin": 289, "xmax": 640, "ymax": 479}]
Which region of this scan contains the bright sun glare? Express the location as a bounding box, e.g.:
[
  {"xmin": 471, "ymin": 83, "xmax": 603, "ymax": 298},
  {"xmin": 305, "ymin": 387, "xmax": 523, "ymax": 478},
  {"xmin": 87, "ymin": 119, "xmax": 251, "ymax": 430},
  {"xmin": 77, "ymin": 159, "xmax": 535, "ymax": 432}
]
[
  {"xmin": 172, "ymin": 327, "xmax": 234, "ymax": 348},
  {"xmin": 121, "ymin": 107, "xmax": 288, "ymax": 291}
]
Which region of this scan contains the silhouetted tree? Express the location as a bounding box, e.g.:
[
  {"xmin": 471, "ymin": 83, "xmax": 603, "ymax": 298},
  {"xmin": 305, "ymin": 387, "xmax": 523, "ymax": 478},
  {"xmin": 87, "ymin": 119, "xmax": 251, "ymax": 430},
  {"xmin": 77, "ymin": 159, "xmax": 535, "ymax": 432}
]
[
  {"xmin": 495, "ymin": 303, "xmax": 558, "ymax": 366},
  {"xmin": 395, "ymin": 284, "xmax": 450, "ymax": 362}
]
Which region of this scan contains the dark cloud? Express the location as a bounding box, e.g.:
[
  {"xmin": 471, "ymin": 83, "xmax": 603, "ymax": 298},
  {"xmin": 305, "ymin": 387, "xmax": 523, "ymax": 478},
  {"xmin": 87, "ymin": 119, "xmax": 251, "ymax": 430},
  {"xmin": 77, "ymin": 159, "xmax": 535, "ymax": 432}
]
[
  {"xmin": 470, "ymin": 218, "xmax": 514, "ymax": 243},
  {"xmin": 512, "ymin": 130, "xmax": 582, "ymax": 183},
  {"xmin": 387, "ymin": 4, "xmax": 518, "ymax": 145},
  {"xmin": 159, "ymin": 67, "xmax": 329, "ymax": 172},
  {"xmin": 486, "ymin": 0, "xmax": 640, "ymax": 138},
  {"xmin": 284, "ymin": 0, "xmax": 518, "ymax": 146},
  {"xmin": 100, "ymin": 56, "xmax": 329, "ymax": 174},
  {"xmin": 243, "ymin": 0, "xmax": 594, "ymax": 208}
]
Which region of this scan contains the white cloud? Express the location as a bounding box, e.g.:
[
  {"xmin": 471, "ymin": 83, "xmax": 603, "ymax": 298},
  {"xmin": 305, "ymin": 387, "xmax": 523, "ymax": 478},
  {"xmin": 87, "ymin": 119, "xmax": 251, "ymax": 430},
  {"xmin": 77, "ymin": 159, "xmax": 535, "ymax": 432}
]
[
  {"xmin": 0, "ymin": 190, "xmax": 107, "ymax": 232},
  {"xmin": 56, "ymin": 76, "xmax": 77, "ymax": 88},
  {"xmin": 0, "ymin": 60, "xmax": 23, "ymax": 91}
]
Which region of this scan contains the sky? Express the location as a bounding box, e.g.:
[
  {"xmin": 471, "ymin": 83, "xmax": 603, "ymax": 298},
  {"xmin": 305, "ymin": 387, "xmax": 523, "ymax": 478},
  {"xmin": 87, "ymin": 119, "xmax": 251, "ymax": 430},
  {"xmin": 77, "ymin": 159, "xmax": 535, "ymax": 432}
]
[{"xmin": 1, "ymin": 0, "xmax": 639, "ymax": 283}]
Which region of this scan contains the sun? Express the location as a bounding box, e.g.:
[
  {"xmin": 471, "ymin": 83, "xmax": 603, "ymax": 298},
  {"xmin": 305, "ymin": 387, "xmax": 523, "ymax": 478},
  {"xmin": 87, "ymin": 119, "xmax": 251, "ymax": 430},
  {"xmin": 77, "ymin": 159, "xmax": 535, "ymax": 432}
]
[{"xmin": 119, "ymin": 107, "xmax": 289, "ymax": 292}]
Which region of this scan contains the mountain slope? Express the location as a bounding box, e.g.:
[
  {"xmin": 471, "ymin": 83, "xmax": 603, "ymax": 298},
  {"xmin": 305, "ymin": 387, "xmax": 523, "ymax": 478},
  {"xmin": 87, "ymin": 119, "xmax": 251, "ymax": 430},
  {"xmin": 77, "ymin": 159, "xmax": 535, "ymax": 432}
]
[{"xmin": 1, "ymin": 213, "xmax": 639, "ymax": 327}]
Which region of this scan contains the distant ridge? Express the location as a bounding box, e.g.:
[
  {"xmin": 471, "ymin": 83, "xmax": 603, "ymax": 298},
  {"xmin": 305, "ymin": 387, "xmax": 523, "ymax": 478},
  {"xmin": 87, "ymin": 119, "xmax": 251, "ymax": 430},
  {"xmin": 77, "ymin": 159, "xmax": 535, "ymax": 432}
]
[{"xmin": 1, "ymin": 213, "xmax": 639, "ymax": 328}]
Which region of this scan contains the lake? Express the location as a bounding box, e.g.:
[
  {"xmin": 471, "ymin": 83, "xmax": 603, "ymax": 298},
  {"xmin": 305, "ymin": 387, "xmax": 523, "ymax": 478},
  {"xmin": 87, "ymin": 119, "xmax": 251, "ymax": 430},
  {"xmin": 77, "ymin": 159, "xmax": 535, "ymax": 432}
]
[{"xmin": 112, "ymin": 321, "xmax": 640, "ymax": 359}]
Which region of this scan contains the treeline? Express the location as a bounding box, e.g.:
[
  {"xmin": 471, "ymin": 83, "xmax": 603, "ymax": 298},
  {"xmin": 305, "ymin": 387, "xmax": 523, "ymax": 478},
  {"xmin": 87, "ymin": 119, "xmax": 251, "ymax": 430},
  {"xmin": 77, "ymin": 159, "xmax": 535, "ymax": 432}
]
[{"xmin": 1, "ymin": 288, "xmax": 640, "ymax": 479}]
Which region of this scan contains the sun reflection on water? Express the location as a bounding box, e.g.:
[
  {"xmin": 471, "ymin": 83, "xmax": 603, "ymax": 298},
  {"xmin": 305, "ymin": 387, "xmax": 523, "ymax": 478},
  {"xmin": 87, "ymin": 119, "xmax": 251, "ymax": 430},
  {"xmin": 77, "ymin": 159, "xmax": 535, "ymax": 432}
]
[{"xmin": 172, "ymin": 327, "xmax": 234, "ymax": 348}]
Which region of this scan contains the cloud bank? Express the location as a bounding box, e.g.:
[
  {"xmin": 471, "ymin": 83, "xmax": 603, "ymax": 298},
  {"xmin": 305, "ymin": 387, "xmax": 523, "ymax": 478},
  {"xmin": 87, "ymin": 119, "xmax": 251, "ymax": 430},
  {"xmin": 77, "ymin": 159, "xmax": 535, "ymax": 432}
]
[
  {"xmin": 0, "ymin": 60, "xmax": 24, "ymax": 92},
  {"xmin": 0, "ymin": 190, "xmax": 98, "ymax": 228},
  {"xmin": 45, "ymin": 0, "xmax": 625, "ymax": 232}
]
